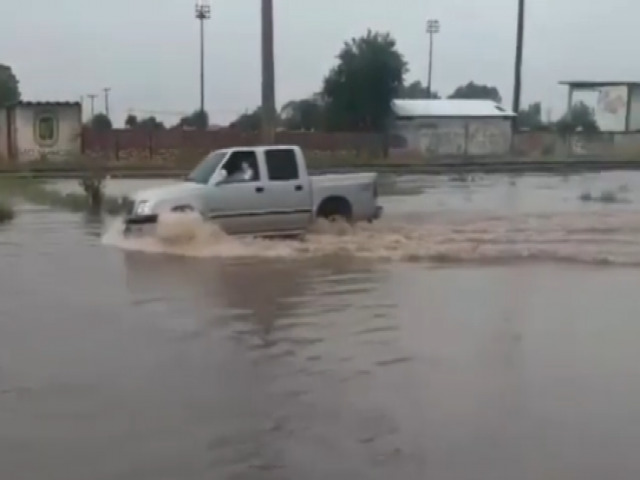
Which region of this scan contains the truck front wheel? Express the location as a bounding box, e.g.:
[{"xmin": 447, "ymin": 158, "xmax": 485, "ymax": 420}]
[
  {"xmin": 169, "ymin": 205, "xmax": 206, "ymax": 221},
  {"xmin": 171, "ymin": 205, "xmax": 196, "ymax": 213}
]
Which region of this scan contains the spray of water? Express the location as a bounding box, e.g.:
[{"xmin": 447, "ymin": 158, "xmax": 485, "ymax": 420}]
[{"xmin": 101, "ymin": 211, "xmax": 640, "ymax": 266}]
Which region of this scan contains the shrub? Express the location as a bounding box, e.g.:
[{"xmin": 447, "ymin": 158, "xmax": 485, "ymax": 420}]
[{"xmin": 0, "ymin": 202, "xmax": 15, "ymax": 223}]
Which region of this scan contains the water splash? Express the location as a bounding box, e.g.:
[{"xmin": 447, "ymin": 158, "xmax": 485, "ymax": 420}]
[{"xmin": 102, "ymin": 211, "xmax": 640, "ymax": 266}]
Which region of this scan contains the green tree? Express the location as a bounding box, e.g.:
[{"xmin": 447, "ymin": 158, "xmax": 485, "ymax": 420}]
[
  {"xmin": 517, "ymin": 102, "xmax": 543, "ymax": 129},
  {"xmin": 398, "ymin": 80, "xmax": 440, "ymax": 99},
  {"xmin": 0, "ymin": 64, "xmax": 21, "ymax": 107},
  {"xmin": 449, "ymin": 81, "xmax": 502, "ymax": 103},
  {"xmin": 280, "ymin": 96, "xmax": 325, "ymax": 131},
  {"xmin": 138, "ymin": 116, "xmax": 165, "ymax": 130},
  {"xmin": 322, "ymin": 30, "xmax": 408, "ymax": 131},
  {"xmin": 178, "ymin": 109, "xmax": 209, "ymax": 129},
  {"xmin": 124, "ymin": 114, "xmax": 138, "ymax": 128},
  {"xmin": 229, "ymin": 107, "xmax": 262, "ymax": 132},
  {"xmin": 556, "ymin": 101, "xmax": 599, "ymax": 133},
  {"xmin": 90, "ymin": 113, "xmax": 112, "ymax": 131}
]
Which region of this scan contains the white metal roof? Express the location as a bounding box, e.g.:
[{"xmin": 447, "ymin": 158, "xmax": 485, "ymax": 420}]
[{"xmin": 392, "ymin": 99, "xmax": 515, "ymax": 118}]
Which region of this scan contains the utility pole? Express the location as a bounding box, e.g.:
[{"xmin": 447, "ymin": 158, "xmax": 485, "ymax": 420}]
[
  {"xmin": 512, "ymin": 0, "xmax": 525, "ymax": 127},
  {"xmin": 261, "ymin": 0, "xmax": 276, "ymax": 143},
  {"xmin": 426, "ymin": 19, "xmax": 440, "ymax": 98},
  {"xmin": 103, "ymin": 87, "xmax": 111, "ymax": 117},
  {"xmin": 87, "ymin": 94, "xmax": 98, "ymax": 118},
  {"xmin": 195, "ymin": 0, "xmax": 211, "ymax": 118}
]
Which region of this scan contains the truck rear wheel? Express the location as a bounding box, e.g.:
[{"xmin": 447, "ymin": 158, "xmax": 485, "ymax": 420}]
[{"xmin": 316, "ymin": 196, "xmax": 353, "ymax": 223}]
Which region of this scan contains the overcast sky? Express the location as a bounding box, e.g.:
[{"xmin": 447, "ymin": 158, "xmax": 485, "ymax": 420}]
[{"xmin": 1, "ymin": 0, "xmax": 637, "ymax": 126}]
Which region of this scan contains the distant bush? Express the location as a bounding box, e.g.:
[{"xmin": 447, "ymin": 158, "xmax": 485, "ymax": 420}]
[
  {"xmin": 579, "ymin": 189, "xmax": 629, "ymax": 204},
  {"xmin": 0, "ymin": 201, "xmax": 14, "ymax": 223}
]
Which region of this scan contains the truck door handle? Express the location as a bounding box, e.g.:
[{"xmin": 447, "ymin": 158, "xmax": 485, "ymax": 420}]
[
  {"xmin": 255, "ymin": 186, "xmax": 264, "ymax": 193},
  {"xmin": 294, "ymin": 185, "xmax": 303, "ymax": 191}
]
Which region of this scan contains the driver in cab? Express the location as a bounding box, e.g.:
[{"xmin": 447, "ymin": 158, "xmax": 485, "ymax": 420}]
[{"xmin": 221, "ymin": 161, "xmax": 255, "ymax": 183}]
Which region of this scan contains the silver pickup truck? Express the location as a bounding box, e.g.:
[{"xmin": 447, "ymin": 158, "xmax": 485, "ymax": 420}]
[{"xmin": 124, "ymin": 145, "xmax": 383, "ymax": 237}]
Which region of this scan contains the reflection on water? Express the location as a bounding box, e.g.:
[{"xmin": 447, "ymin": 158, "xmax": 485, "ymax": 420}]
[
  {"xmin": 122, "ymin": 251, "xmax": 381, "ymax": 346},
  {"xmin": 2, "ymin": 173, "xmax": 640, "ymax": 479}
]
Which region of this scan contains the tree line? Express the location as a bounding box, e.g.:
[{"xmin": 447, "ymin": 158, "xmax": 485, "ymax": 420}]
[
  {"xmin": 1, "ymin": 29, "xmax": 598, "ymax": 134},
  {"xmin": 226, "ymin": 30, "xmax": 597, "ymax": 134},
  {"xmin": 87, "ymin": 109, "xmax": 208, "ymax": 132}
]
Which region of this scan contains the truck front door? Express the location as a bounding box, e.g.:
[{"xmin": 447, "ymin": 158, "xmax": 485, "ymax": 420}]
[{"xmin": 203, "ymin": 150, "xmax": 269, "ymax": 235}]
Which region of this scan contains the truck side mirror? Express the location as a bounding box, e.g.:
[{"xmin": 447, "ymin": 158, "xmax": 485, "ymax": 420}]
[{"xmin": 211, "ymin": 169, "xmax": 228, "ymax": 186}]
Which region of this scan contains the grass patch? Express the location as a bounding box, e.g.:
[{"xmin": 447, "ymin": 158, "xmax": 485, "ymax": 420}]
[
  {"xmin": 0, "ymin": 201, "xmax": 14, "ymax": 223},
  {"xmin": 0, "ymin": 176, "xmax": 131, "ymax": 215}
]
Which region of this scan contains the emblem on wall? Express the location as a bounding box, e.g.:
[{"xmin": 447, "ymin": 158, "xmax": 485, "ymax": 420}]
[{"xmin": 33, "ymin": 111, "xmax": 59, "ymax": 147}]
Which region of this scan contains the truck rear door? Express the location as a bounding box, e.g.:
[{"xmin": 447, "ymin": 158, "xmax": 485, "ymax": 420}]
[{"xmin": 259, "ymin": 147, "xmax": 313, "ymax": 234}]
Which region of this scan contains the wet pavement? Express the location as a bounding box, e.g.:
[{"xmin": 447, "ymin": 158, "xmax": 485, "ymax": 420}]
[{"xmin": 2, "ymin": 172, "xmax": 640, "ymax": 479}]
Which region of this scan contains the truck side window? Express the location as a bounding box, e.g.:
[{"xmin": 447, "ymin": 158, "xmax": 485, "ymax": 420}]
[
  {"xmin": 265, "ymin": 149, "xmax": 299, "ymax": 181},
  {"xmin": 221, "ymin": 151, "xmax": 260, "ymax": 183}
]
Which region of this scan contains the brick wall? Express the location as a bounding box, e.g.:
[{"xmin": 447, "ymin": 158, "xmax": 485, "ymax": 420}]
[
  {"xmin": 82, "ymin": 128, "xmax": 385, "ymax": 165},
  {"xmin": 511, "ymin": 131, "xmax": 564, "ymax": 157},
  {"xmin": 80, "ymin": 127, "xmax": 640, "ymax": 165}
]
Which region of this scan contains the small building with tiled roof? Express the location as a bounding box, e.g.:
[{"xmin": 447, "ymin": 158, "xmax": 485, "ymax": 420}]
[{"xmin": 0, "ymin": 101, "xmax": 82, "ymax": 163}]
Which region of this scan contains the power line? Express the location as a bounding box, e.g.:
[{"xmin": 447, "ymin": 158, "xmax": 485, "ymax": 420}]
[{"xmin": 127, "ymin": 108, "xmax": 191, "ymax": 117}]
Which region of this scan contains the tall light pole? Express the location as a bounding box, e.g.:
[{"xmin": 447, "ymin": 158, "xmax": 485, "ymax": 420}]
[
  {"xmin": 426, "ymin": 19, "xmax": 440, "ymax": 98},
  {"xmin": 195, "ymin": 0, "xmax": 211, "ymax": 118},
  {"xmin": 87, "ymin": 94, "xmax": 98, "ymax": 118},
  {"xmin": 261, "ymin": 0, "xmax": 276, "ymax": 143},
  {"xmin": 512, "ymin": 0, "xmax": 525, "ymax": 126},
  {"xmin": 103, "ymin": 87, "xmax": 111, "ymax": 117}
]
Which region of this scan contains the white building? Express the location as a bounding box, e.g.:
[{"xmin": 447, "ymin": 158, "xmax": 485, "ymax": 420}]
[
  {"xmin": 0, "ymin": 101, "xmax": 82, "ymax": 163},
  {"xmin": 390, "ymin": 99, "xmax": 515, "ymax": 156}
]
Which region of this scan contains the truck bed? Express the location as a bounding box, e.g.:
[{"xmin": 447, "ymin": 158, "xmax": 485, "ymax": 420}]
[{"xmin": 310, "ymin": 172, "xmax": 377, "ymax": 188}]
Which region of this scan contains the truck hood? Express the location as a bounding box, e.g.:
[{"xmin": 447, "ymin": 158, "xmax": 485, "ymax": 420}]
[{"xmin": 131, "ymin": 181, "xmax": 205, "ymax": 203}]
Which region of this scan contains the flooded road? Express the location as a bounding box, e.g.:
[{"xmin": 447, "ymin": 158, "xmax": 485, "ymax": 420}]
[{"xmin": 2, "ymin": 172, "xmax": 640, "ymax": 479}]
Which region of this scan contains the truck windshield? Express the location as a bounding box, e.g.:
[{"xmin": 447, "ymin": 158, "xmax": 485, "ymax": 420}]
[{"xmin": 185, "ymin": 151, "xmax": 228, "ymax": 184}]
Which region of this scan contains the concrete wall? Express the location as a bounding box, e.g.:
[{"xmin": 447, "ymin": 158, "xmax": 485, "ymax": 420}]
[
  {"xmin": 628, "ymin": 86, "xmax": 640, "ymax": 131},
  {"xmin": 392, "ymin": 117, "xmax": 512, "ymax": 157},
  {"xmin": 0, "ymin": 109, "xmax": 7, "ymax": 161},
  {"xmin": 512, "ymin": 130, "xmax": 640, "ymax": 158},
  {"xmin": 13, "ymin": 104, "xmax": 82, "ymax": 162}
]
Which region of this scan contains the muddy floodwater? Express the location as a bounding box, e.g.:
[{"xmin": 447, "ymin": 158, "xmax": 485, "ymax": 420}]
[{"xmin": 2, "ymin": 172, "xmax": 640, "ymax": 479}]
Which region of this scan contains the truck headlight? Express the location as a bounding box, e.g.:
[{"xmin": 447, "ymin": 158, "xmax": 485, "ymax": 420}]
[{"xmin": 135, "ymin": 201, "xmax": 152, "ymax": 215}]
